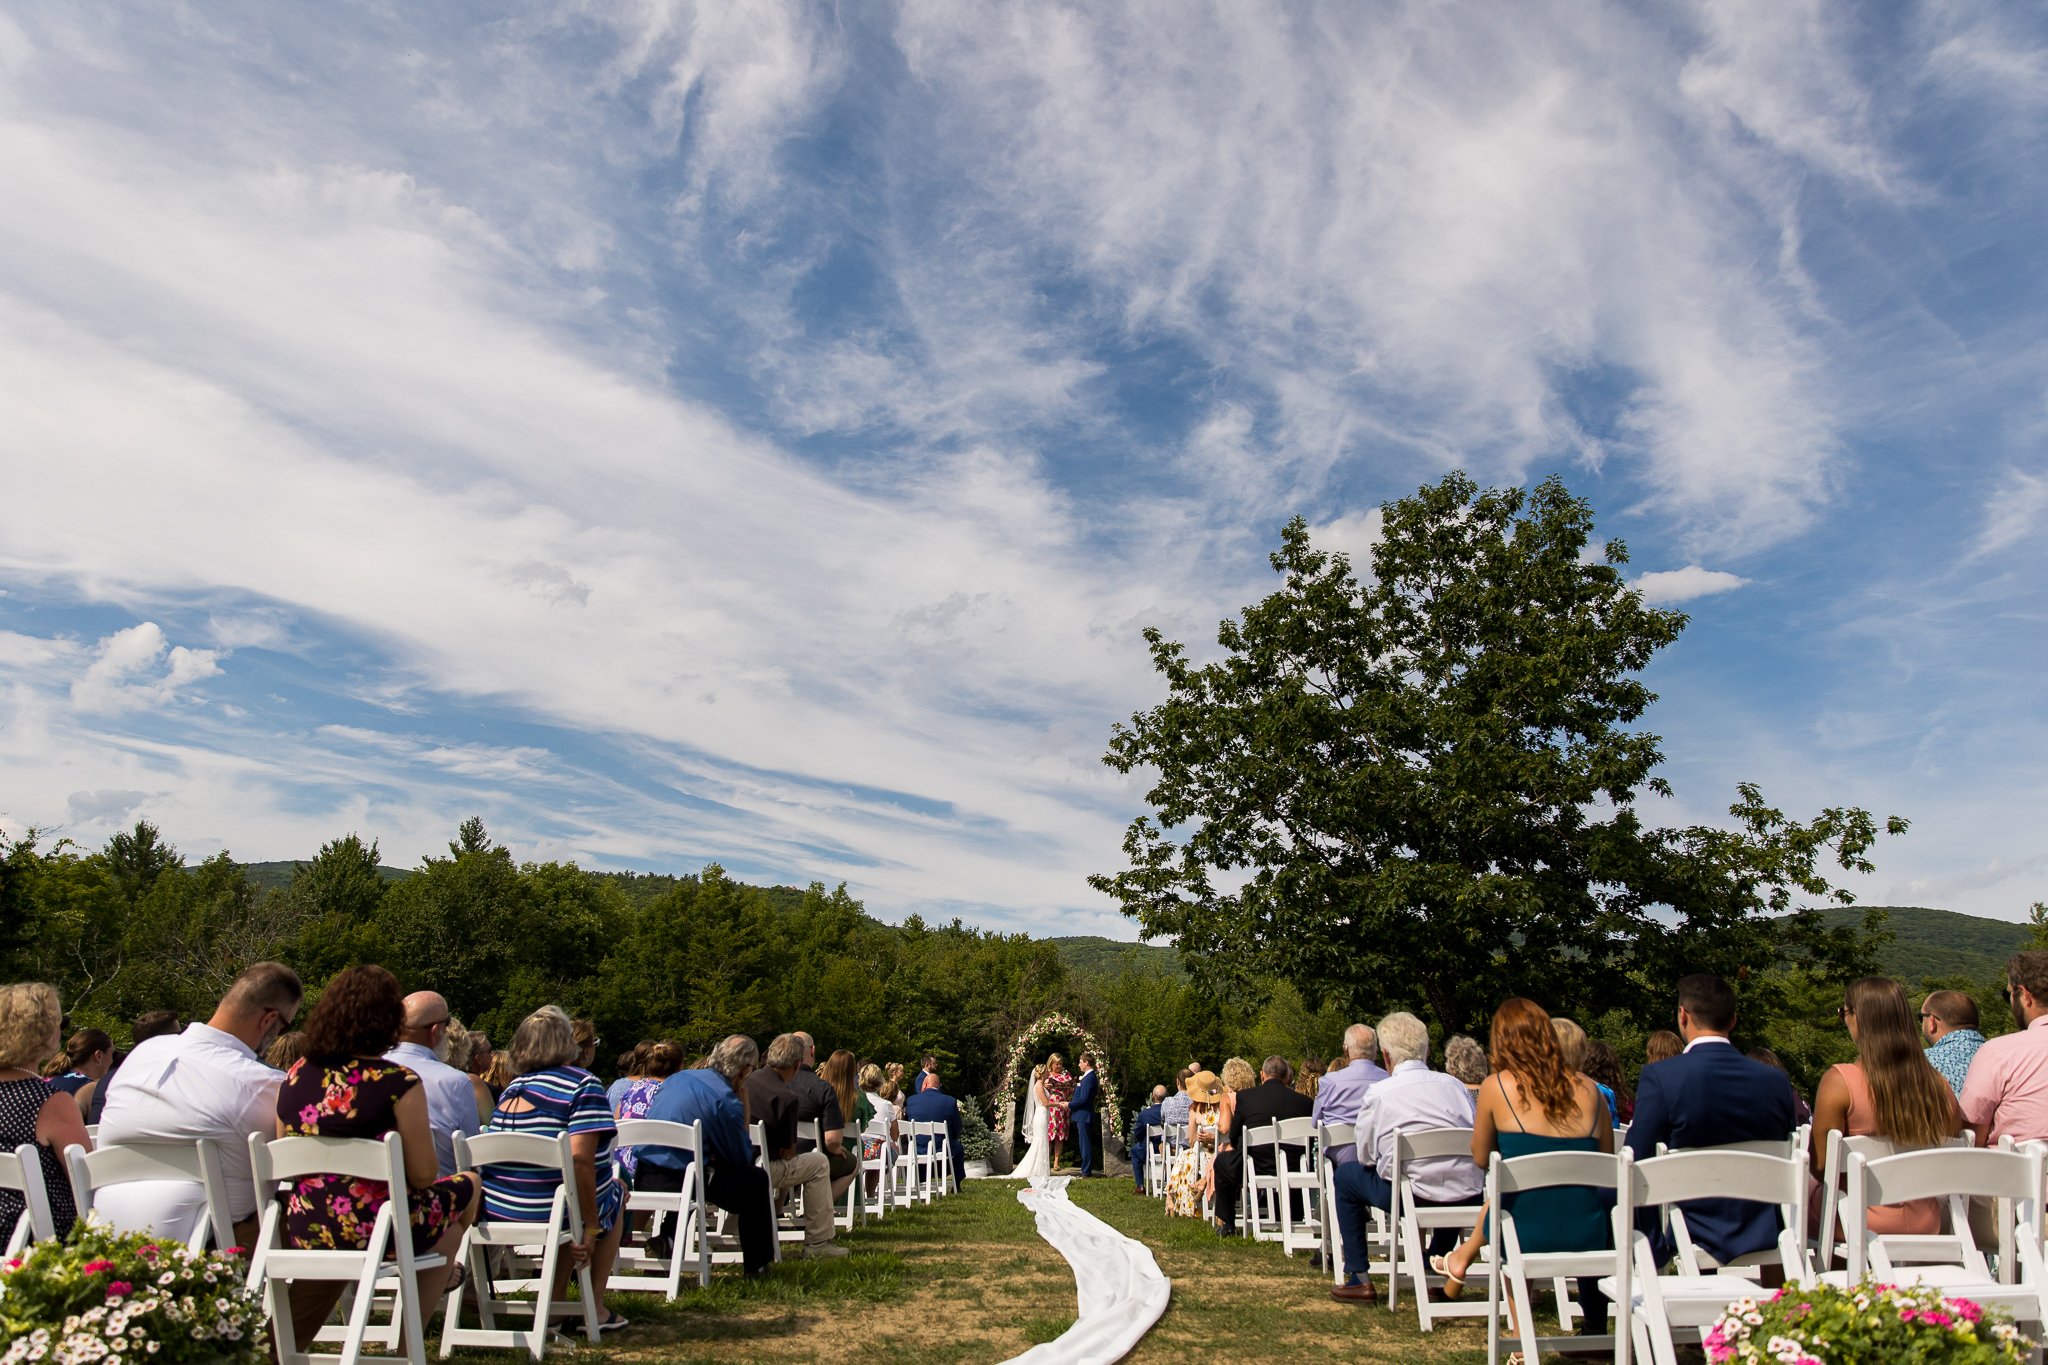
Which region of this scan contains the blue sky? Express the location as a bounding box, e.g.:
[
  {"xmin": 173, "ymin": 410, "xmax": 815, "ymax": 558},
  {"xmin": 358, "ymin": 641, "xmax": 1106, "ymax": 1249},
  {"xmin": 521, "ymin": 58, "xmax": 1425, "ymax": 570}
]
[{"xmin": 2, "ymin": 1, "xmax": 2045, "ymax": 933}]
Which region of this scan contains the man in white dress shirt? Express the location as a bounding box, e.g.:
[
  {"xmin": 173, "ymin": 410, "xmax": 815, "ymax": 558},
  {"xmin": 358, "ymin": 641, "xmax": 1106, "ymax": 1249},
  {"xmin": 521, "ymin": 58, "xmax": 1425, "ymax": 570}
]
[
  {"xmin": 1328, "ymin": 1013, "xmax": 1481, "ymax": 1304},
  {"xmin": 94, "ymin": 962, "xmax": 303, "ymax": 1245},
  {"xmin": 384, "ymin": 990, "xmax": 481, "ymax": 1177}
]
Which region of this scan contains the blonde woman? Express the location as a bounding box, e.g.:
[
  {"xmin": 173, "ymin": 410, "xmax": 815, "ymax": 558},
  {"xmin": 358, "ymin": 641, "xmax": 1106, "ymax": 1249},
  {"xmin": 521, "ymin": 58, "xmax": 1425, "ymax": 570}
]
[
  {"xmin": 0, "ymin": 982, "xmax": 89, "ymax": 1240},
  {"xmin": 1008, "ymin": 1063, "xmax": 1055, "ymax": 1180}
]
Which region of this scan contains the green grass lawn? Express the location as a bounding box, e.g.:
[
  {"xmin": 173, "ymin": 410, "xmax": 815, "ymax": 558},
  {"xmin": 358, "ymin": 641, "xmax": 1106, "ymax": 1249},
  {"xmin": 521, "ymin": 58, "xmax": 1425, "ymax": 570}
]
[{"xmin": 438, "ymin": 1179, "xmax": 1573, "ymax": 1363}]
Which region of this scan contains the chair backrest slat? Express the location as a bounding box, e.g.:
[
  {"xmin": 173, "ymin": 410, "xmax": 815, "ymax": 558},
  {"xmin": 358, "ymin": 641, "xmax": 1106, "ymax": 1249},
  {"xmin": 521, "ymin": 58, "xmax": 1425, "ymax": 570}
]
[
  {"xmin": 615, "ymin": 1119, "xmax": 701, "ymax": 1155},
  {"xmin": 1860, "ymin": 1146, "xmax": 2037, "ymax": 1206},
  {"xmin": 255, "ymin": 1132, "xmax": 402, "ymax": 1185},
  {"xmin": 1631, "ymin": 1149, "xmax": 1803, "ymax": 1208},
  {"xmin": 1395, "ymin": 1127, "xmax": 1476, "ymax": 1162},
  {"xmin": 1494, "ymin": 1149, "xmax": 1621, "ymax": 1193}
]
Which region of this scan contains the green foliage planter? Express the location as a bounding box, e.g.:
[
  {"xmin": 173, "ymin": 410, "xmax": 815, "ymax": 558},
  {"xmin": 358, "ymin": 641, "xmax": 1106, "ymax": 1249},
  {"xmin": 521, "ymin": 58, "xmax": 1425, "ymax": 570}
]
[
  {"xmin": 1, "ymin": 1225, "xmax": 267, "ymax": 1364},
  {"xmin": 1706, "ymin": 1281, "xmax": 2031, "ymax": 1364},
  {"xmin": 959, "ymin": 1095, "xmax": 997, "ymax": 1165}
]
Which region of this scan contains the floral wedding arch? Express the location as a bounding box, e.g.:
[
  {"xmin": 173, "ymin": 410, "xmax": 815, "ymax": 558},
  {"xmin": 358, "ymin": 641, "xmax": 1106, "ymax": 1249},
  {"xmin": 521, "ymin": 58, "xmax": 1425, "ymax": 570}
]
[{"xmin": 992, "ymin": 1010, "xmax": 1127, "ymax": 1146}]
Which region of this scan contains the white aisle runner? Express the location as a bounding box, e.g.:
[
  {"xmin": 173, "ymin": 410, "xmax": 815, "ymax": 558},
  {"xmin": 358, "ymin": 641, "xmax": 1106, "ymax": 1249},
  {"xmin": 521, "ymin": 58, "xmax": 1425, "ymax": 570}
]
[{"xmin": 1001, "ymin": 1176, "xmax": 1172, "ymax": 1365}]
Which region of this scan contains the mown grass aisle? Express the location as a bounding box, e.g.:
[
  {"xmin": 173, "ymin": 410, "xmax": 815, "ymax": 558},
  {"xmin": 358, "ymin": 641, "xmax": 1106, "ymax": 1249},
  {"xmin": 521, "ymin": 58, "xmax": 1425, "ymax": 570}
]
[{"xmin": 445, "ymin": 1180, "xmax": 1506, "ymax": 1363}]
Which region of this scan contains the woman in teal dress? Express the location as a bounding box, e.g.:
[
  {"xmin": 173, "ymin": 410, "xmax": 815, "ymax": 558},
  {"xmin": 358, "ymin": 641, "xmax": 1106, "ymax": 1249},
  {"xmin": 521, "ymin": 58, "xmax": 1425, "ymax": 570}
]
[{"xmin": 1432, "ymin": 997, "xmax": 1614, "ymax": 1349}]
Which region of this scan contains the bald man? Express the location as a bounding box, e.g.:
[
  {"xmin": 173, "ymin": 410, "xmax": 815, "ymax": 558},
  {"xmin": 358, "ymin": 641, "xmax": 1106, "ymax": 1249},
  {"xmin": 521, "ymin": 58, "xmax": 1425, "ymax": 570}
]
[{"xmin": 385, "ymin": 990, "xmax": 481, "ymax": 1176}]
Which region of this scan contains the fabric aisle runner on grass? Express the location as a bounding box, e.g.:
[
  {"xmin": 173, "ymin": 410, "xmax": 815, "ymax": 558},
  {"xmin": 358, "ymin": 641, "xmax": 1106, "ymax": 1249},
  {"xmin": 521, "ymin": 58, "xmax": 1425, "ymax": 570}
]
[{"xmin": 1001, "ymin": 1176, "xmax": 1172, "ymax": 1365}]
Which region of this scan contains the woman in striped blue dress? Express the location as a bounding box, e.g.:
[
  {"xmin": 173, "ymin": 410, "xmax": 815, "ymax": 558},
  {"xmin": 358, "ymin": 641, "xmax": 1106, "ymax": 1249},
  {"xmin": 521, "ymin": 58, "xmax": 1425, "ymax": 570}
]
[{"xmin": 484, "ymin": 1005, "xmax": 627, "ymax": 1333}]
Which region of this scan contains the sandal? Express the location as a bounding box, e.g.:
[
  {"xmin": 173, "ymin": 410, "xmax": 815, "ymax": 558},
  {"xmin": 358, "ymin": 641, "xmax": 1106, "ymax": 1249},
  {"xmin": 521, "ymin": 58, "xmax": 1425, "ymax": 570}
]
[{"xmin": 1429, "ymin": 1253, "xmax": 1468, "ymax": 1300}]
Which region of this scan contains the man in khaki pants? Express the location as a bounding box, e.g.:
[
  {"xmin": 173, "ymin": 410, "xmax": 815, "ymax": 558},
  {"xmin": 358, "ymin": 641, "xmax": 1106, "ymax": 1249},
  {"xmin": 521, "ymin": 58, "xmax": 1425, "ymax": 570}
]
[{"xmin": 746, "ymin": 1033, "xmax": 844, "ymax": 1257}]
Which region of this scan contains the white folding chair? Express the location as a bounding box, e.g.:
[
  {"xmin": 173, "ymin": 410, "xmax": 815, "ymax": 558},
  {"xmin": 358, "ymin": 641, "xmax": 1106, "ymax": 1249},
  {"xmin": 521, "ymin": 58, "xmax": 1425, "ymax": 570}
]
[
  {"xmin": 2, "ymin": 1143, "xmax": 57, "ymax": 1257},
  {"xmin": 756, "ymin": 1120, "xmax": 809, "ymax": 1245},
  {"xmin": 67, "ymin": 1137, "xmax": 236, "ymax": 1253},
  {"xmin": 930, "ymin": 1120, "xmax": 957, "ymax": 1196},
  {"xmin": 439, "ymin": 1131, "xmax": 601, "ymax": 1358},
  {"xmin": 1390, "ymin": 1127, "xmax": 1492, "ymax": 1330},
  {"xmin": 1620, "ymin": 1147, "xmax": 1808, "ymax": 1365},
  {"xmin": 892, "ymin": 1124, "xmax": 926, "ymax": 1206},
  {"xmin": 1272, "ymin": 1116, "xmax": 1323, "ymax": 1256},
  {"xmin": 1242, "ymin": 1122, "xmax": 1284, "ymax": 1242},
  {"xmin": 246, "ymin": 1130, "xmax": 448, "ymax": 1365},
  {"xmin": 607, "ymin": 1119, "xmax": 714, "ymax": 1297},
  {"xmin": 1662, "ymin": 1130, "xmax": 1806, "ymax": 1281},
  {"xmin": 859, "ymin": 1123, "xmax": 894, "ymax": 1220},
  {"xmin": 1833, "ymin": 1143, "xmax": 2047, "ymax": 1323},
  {"xmin": 1316, "ymin": 1123, "xmax": 1359, "ymax": 1286},
  {"xmin": 1485, "ymin": 1147, "xmax": 1629, "ymax": 1365},
  {"xmin": 1144, "ymin": 1126, "xmax": 1168, "ymax": 1197}
]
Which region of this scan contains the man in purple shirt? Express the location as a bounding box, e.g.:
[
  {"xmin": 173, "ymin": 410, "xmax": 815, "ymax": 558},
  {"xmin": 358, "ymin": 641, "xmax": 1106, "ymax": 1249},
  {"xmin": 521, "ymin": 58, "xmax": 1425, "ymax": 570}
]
[{"xmin": 1312, "ymin": 1023, "xmax": 1389, "ymax": 1166}]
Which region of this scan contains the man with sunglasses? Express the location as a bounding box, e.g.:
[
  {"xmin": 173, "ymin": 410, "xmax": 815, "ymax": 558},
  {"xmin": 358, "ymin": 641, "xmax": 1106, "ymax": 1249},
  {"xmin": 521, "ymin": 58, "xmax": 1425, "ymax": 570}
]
[
  {"xmin": 1920, "ymin": 990, "xmax": 1986, "ymax": 1096},
  {"xmin": 1960, "ymin": 953, "xmax": 2048, "ymax": 1149},
  {"xmin": 94, "ymin": 961, "xmax": 303, "ymax": 1246},
  {"xmin": 387, "ymin": 990, "xmax": 484, "ymax": 1176}
]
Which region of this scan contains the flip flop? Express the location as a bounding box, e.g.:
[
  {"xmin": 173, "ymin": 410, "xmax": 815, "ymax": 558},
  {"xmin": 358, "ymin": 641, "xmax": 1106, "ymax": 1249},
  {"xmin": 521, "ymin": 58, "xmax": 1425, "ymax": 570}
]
[{"xmin": 1429, "ymin": 1253, "xmax": 1468, "ymax": 1299}]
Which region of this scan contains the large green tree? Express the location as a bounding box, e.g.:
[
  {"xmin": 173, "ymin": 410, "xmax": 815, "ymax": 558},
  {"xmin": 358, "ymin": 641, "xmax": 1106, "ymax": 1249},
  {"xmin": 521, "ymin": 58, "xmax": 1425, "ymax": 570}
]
[{"xmin": 1091, "ymin": 473, "xmax": 1902, "ymax": 1035}]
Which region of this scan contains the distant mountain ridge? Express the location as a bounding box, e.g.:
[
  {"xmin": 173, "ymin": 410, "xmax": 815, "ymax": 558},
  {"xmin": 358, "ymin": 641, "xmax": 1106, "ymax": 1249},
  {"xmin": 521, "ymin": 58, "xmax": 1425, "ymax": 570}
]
[
  {"xmin": 1819, "ymin": 905, "xmax": 2032, "ymax": 987},
  {"xmin": 1049, "ymin": 935, "xmax": 1184, "ymax": 978}
]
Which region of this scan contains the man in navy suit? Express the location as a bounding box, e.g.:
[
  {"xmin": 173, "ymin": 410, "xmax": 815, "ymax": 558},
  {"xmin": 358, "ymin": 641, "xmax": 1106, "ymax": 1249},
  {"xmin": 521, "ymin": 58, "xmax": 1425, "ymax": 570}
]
[
  {"xmin": 1129, "ymin": 1086, "xmax": 1167, "ymax": 1192},
  {"xmin": 1070, "ymin": 1053, "xmax": 1103, "ymax": 1177},
  {"xmin": 1626, "ymin": 973, "xmax": 1799, "ymax": 1264},
  {"xmin": 903, "ymin": 1074, "xmax": 966, "ymax": 1187}
]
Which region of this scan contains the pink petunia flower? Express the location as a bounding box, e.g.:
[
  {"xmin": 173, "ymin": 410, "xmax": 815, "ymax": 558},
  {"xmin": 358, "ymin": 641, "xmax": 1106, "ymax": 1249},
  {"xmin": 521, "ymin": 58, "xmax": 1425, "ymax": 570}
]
[{"xmin": 107, "ymin": 1281, "xmax": 132, "ymax": 1297}]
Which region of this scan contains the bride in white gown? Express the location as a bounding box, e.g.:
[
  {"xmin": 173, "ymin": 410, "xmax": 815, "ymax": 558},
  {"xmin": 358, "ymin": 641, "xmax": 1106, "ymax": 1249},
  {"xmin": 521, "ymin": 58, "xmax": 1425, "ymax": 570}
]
[{"xmin": 1007, "ymin": 1062, "xmax": 1055, "ymax": 1180}]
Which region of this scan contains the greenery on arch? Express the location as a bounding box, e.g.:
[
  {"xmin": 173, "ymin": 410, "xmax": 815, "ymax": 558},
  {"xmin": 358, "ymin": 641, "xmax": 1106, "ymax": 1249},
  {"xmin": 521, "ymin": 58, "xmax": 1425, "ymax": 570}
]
[{"xmin": 993, "ymin": 1009, "xmax": 1126, "ymax": 1142}]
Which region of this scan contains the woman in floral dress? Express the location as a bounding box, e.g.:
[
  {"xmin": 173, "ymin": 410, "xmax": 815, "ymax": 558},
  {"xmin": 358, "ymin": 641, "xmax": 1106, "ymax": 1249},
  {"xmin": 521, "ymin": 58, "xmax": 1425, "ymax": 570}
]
[
  {"xmin": 1165, "ymin": 1070, "xmax": 1225, "ymax": 1218},
  {"xmin": 274, "ymin": 965, "xmax": 479, "ymax": 1347},
  {"xmin": 1043, "ymin": 1053, "xmax": 1074, "ymax": 1170}
]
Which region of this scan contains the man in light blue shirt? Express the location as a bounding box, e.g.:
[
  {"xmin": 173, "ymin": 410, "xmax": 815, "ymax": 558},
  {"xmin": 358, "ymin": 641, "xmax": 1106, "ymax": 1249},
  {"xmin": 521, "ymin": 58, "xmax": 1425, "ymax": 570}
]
[
  {"xmin": 386, "ymin": 991, "xmax": 480, "ymax": 1177},
  {"xmin": 637, "ymin": 1035, "xmax": 776, "ymax": 1276},
  {"xmin": 1922, "ymin": 989, "xmax": 1987, "ymax": 1095},
  {"xmin": 1311, "ymin": 1023, "xmax": 1389, "ymax": 1166}
]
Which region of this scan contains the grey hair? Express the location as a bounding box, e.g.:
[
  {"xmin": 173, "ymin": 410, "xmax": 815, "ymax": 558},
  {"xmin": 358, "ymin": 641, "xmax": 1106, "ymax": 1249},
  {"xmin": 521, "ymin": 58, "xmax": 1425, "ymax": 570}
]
[
  {"xmin": 1377, "ymin": 1012, "xmax": 1430, "ymax": 1068},
  {"xmin": 1343, "ymin": 1023, "xmax": 1379, "ymax": 1062},
  {"xmin": 510, "ymin": 1005, "xmax": 578, "ymax": 1075},
  {"xmin": 764, "ymin": 1032, "xmax": 806, "ymax": 1070},
  {"xmin": 708, "ymin": 1034, "xmax": 759, "ymax": 1081},
  {"xmin": 1444, "ymin": 1035, "xmax": 1488, "ymax": 1085}
]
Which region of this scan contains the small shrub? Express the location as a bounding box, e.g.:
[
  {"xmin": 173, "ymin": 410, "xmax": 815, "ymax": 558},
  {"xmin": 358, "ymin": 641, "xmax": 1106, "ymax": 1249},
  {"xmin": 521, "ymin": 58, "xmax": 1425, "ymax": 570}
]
[
  {"xmin": 0, "ymin": 1222, "xmax": 267, "ymax": 1364},
  {"xmin": 1706, "ymin": 1280, "xmax": 2029, "ymax": 1364}
]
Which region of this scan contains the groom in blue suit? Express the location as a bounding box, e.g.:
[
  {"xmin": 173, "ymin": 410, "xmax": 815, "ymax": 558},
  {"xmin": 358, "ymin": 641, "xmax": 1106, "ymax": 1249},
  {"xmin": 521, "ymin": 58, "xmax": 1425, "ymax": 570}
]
[
  {"xmin": 1626, "ymin": 973, "xmax": 1799, "ymax": 1264},
  {"xmin": 1071, "ymin": 1053, "xmax": 1102, "ymax": 1177}
]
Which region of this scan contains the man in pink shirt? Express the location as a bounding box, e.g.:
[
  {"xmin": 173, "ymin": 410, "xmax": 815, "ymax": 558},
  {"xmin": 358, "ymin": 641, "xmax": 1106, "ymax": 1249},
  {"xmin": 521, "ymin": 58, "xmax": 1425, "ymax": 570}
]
[{"xmin": 1960, "ymin": 951, "xmax": 2048, "ymax": 1148}]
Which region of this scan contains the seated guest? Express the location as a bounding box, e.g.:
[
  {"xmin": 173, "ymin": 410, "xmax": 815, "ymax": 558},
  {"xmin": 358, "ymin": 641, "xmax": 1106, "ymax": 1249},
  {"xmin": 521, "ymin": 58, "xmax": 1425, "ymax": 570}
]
[
  {"xmin": 903, "ymin": 1073, "xmax": 966, "ymax": 1190},
  {"xmin": 86, "ymin": 1008, "xmax": 181, "ymax": 1127},
  {"xmin": 1295, "ymin": 1056, "xmax": 1326, "ymax": 1101},
  {"xmin": 0, "ymin": 983, "xmax": 88, "ymax": 1241},
  {"xmin": 384, "ymin": 990, "xmax": 481, "ymax": 1178},
  {"xmin": 1581, "ymin": 1041, "xmax": 1634, "ymax": 1125},
  {"xmin": 274, "ymin": 966, "xmax": 478, "ymax": 1349},
  {"xmin": 1811, "ymin": 976, "xmax": 1962, "ymax": 1238},
  {"xmin": 858, "ymin": 1063, "xmax": 900, "ymax": 1185},
  {"xmin": 1551, "ymin": 1019, "xmax": 1612, "ymax": 1125},
  {"xmin": 820, "ymin": 1048, "xmax": 872, "ymax": 1185},
  {"xmin": 48, "ymin": 1027, "xmax": 112, "ymax": 1103},
  {"xmin": 1329, "ymin": 1012, "xmax": 1480, "ymax": 1303},
  {"xmin": 1644, "ymin": 1029, "xmax": 1682, "ymax": 1066},
  {"xmin": 486, "ymin": 1006, "xmax": 629, "ymax": 1329},
  {"xmin": 1435, "ymin": 998, "xmax": 1614, "ymax": 1338},
  {"xmin": 1130, "ymin": 1085, "xmax": 1169, "ymax": 1193},
  {"xmin": 1312, "ymin": 1025, "xmax": 1390, "ymax": 1166},
  {"xmin": 1626, "ymin": 974, "xmax": 1798, "ymax": 1266},
  {"xmin": 264, "ymin": 1030, "xmax": 309, "ymax": 1071},
  {"xmin": 443, "ymin": 1019, "xmax": 494, "ymax": 1127},
  {"xmin": 1443, "ymin": 1035, "xmax": 1488, "ymax": 1095},
  {"xmin": 1921, "ymin": 989, "xmax": 1986, "ymax": 1097},
  {"xmin": 571, "ymin": 1018, "xmax": 599, "ymax": 1074},
  {"xmin": 486, "ymin": 1051, "xmax": 515, "ymax": 1096},
  {"xmin": 1165, "ymin": 1071, "xmax": 1225, "ymax": 1218},
  {"xmin": 636, "ymin": 1035, "xmax": 776, "ymax": 1274},
  {"xmin": 1209, "ymin": 1056, "xmax": 1313, "ymax": 1237},
  {"xmin": 608, "ymin": 1042, "xmax": 651, "ymax": 1112},
  {"xmin": 96, "ymin": 962, "xmax": 302, "ymax": 1246},
  {"xmin": 1160, "ymin": 1065, "xmax": 1195, "ymax": 1134},
  {"xmin": 467, "ymin": 1031, "xmax": 500, "ymax": 1099},
  {"xmin": 1962, "ymin": 951, "xmax": 2048, "ymax": 1148},
  {"xmin": 791, "ymin": 1032, "xmax": 857, "ymax": 1201},
  {"xmin": 747, "ymin": 1034, "xmax": 844, "ymax": 1257},
  {"xmin": 613, "ymin": 1041, "xmax": 685, "ymax": 1184}
]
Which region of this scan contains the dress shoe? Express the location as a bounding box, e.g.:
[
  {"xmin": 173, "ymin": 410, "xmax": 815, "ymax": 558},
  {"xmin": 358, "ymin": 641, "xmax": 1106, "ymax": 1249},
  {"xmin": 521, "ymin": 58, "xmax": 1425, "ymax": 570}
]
[{"xmin": 1330, "ymin": 1281, "xmax": 1377, "ymax": 1304}]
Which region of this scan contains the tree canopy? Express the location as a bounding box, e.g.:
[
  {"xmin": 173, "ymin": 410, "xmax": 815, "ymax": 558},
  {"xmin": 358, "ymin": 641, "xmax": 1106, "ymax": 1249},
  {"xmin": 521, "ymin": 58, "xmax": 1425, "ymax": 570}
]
[{"xmin": 1091, "ymin": 473, "xmax": 1905, "ymax": 1035}]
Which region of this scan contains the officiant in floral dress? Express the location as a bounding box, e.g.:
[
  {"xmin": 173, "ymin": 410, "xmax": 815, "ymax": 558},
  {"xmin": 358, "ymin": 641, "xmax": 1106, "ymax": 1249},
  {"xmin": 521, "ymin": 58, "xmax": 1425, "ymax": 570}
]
[{"xmin": 1045, "ymin": 1053, "xmax": 1074, "ymax": 1167}]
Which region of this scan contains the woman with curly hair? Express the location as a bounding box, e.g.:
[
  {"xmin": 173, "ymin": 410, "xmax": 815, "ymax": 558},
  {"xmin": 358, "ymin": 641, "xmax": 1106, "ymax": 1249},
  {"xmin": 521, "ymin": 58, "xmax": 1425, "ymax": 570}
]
[
  {"xmin": 1432, "ymin": 998, "xmax": 1613, "ymax": 1342},
  {"xmin": 274, "ymin": 965, "xmax": 479, "ymax": 1347}
]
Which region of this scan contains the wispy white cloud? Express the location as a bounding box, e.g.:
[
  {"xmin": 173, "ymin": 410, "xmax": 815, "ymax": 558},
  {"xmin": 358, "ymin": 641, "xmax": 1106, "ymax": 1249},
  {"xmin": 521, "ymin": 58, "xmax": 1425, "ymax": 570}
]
[
  {"xmin": 1973, "ymin": 469, "xmax": 2048, "ymax": 558},
  {"xmin": 69, "ymin": 623, "xmax": 221, "ymax": 714}
]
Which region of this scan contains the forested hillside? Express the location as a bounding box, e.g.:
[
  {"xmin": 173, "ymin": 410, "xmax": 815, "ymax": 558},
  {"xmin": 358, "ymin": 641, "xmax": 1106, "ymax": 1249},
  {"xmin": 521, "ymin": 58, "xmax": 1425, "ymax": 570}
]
[{"xmin": 1818, "ymin": 905, "xmax": 2031, "ymax": 987}]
